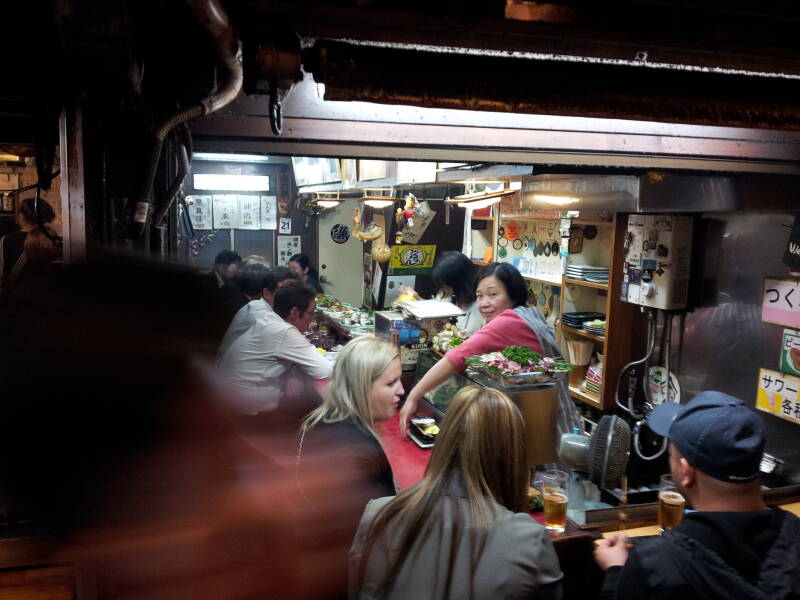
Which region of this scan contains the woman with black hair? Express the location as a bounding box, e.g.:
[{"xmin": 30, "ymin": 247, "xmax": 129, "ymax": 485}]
[
  {"xmin": 400, "ymin": 262, "xmax": 580, "ymax": 443},
  {"xmin": 431, "ymin": 251, "xmax": 481, "ymax": 335},
  {"xmin": 289, "ymin": 253, "xmax": 324, "ymax": 294}
]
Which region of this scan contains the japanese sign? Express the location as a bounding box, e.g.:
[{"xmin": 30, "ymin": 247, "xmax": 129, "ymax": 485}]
[
  {"xmin": 187, "ymin": 195, "xmax": 213, "ymax": 230},
  {"xmin": 756, "ymin": 368, "xmax": 800, "ymax": 426},
  {"xmin": 279, "ymin": 217, "xmax": 292, "ymax": 235},
  {"xmin": 331, "ymin": 224, "xmax": 350, "ymax": 244},
  {"xmin": 782, "ymin": 215, "xmax": 800, "ymax": 271},
  {"xmin": 260, "ymin": 195, "xmax": 277, "ymax": 230},
  {"xmin": 277, "ymin": 235, "xmax": 301, "ymax": 266},
  {"xmin": 781, "ymin": 329, "xmax": 800, "ymax": 377},
  {"xmin": 762, "ymin": 277, "xmax": 800, "ymax": 328},
  {"xmin": 388, "ymin": 244, "xmax": 437, "ymax": 275},
  {"xmin": 238, "ymin": 195, "xmax": 260, "ymax": 230},
  {"xmin": 212, "ymin": 195, "xmax": 239, "ymax": 229}
]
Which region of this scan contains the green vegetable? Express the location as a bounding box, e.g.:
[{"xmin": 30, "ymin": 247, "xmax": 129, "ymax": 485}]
[
  {"xmin": 450, "ymin": 337, "xmax": 464, "ymax": 349},
  {"xmin": 501, "ymin": 345, "xmax": 542, "ymax": 366}
]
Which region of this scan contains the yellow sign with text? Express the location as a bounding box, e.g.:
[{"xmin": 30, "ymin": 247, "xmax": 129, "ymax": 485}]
[
  {"xmin": 388, "ymin": 244, "xmax": 437, "ymax": 274},
  {"xmin": 756, "ymin": 368, "xmax": 800, "ymax": 425}
]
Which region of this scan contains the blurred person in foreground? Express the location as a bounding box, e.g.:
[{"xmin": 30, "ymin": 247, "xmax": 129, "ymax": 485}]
[
  {"xmin": 295, "ymin": 336, "xmax": 404, "ymax": 599},
  {"xmin": 218, "ymin": 280, "xmax": 331, "ymax": 418},
  {"xmin": 594, "ymin": 391, "xmax": 800, "ymax": 600},
  {"xmin": 350, "ymin": 385, "xmax": 563, "ymax": 600},
  {"xmin": 0, "ymin": 253, "xmax": 305, "ymax": 599}
]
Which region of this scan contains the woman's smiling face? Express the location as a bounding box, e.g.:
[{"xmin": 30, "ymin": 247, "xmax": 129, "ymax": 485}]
[{"xmin": 476, "ymin": 275, "xmax": 513, "ymax": 323}]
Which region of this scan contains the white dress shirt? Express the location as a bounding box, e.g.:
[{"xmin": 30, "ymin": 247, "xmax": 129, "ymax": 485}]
[
  {"xmin": 218, "ymin": 311, "xmax": 332, "ymax": 415},
  {"xmin": 217, "ymin": 298, "xmax": 273, "ymax": 361}
]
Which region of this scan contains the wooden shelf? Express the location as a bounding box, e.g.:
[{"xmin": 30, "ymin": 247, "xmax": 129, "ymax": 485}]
[
  {"xmin": 560, "ymin": 324, "xmax": 605, "ymax": 342},
  {"xmin": 563, "ymin": 277, "xmax": 608, "ymax": 290},
  {"xmin": 522, "ymin": 273, "xmax": 562, "ymax": 287},
  {"xmin": 569, "ymin": 385, "xmax": 601, "ymax": 407},
  {"xmin": 471, "ymin": 216, "xmax": 496, "ymax": 221}
]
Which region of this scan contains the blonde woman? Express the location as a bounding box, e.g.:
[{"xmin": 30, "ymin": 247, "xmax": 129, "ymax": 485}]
[
  {"xmin": 296, "ymin": 336, "xmax": 405, "ymax": 599},
  {"xmin": 350, "ymin": 385, "xmax": 563, "ymax": 600}
]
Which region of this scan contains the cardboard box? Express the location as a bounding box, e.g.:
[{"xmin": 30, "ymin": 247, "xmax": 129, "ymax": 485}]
[{"xmin": 375, "ymin": 310, "xmax": 451, "ymax": 370}]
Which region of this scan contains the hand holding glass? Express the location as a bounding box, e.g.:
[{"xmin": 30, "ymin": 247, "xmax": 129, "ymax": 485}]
[
  {"xmin": 658, "ymin": 474, "xmax": 686, "ymax": 532},
  {"xmin": 537, "ymin": 470, "xmax": 569, "ymax": 533}
]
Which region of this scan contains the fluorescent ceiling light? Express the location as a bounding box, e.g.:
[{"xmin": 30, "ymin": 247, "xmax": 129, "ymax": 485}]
[
  {"xmin": 193, "ymin": 173, "xmax": 270, "ymax": 191},
  {"xmin": 532, "ymin": 194, "xmax": 580, "ymax": 206},
  {"xmin": 193, "ymin": 152, "xmax": 271, "ymax": 163},
  {"xmin": 0, "ymin": 153, "xmax": 21, "ymax": 162}
]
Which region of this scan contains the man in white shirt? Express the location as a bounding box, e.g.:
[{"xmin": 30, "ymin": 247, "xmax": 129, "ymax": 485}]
[
  {"xmin": 217, "ymin": 264, "xmax": 298, "ymax": 360},
  {"xmin": 219, "ymin": 281, "xmax": 331, "ymax": 415}
]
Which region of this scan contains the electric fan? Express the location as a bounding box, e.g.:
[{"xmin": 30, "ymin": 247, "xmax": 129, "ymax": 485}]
[{"xmin": 559, "ymin": 415, "xmax": 631, "ymax": 489}]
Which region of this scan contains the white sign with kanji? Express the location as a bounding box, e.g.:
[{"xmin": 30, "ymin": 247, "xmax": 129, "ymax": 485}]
[
  {"xmin": 756, "ymin": 367, "xmax": 800, "ymax": 426},
  {"xmin": 238, "ymin": 195, "xmax": 260, "ymax": 230},
  {"xmin": 187, "ymin": 195, "xmax": 213, "ymax": 230},
  {"xmin": 762, "ymin": 277, "xmax": 800, "ymax": 328},
  {"xmin": 260, "ymin": 196, "xmax": 277, "ymax": 230},
  {"xmin": 213, "ymin": 195, "xmax": 239, "ymax": 229}
]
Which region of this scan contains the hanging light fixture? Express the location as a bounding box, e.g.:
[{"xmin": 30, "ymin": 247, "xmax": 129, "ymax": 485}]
[
  {"xmin": 314, "ymin": 191, "xmax": 342, "ymax": 208},
  {"xmin": 361, "ymin": 187, "xmax": 395, "ymax": 208},
  {"xmin": 446, "ymin": 188, "xmax": 516, "ymax": 208}
]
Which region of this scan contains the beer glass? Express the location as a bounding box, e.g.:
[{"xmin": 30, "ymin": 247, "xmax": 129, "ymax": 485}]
[
  {"xmin": 658, "ymin": 474, "xmax": 686, "ymax": 532},
  {"xmin": 539, "ymin": 470, "xmax": 569, "ymax": 533}
]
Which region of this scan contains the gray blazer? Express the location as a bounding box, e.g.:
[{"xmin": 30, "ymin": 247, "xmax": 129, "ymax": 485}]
[{"xmin": 349, "ymin": 496, "xmax": 563, "ymax": 600}]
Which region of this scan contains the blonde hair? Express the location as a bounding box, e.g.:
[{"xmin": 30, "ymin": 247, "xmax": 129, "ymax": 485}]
[
  {"xmin": 301, "ymin": 336, "xmax": 399, "ymax": 440},
  {"xmin": 356, "ymin": 385, "xmax": 529, "ymax": 597}
]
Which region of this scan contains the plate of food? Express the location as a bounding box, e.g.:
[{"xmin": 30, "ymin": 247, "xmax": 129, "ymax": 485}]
[{"xmin": 465, "ymin": 345, "xmax": 570, "ymax": 386}]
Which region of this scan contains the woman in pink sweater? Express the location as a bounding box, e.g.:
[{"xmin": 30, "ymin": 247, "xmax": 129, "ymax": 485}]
[{"xmin": 400, "ymin": 262, "xmax": 580, "ymax": 441}]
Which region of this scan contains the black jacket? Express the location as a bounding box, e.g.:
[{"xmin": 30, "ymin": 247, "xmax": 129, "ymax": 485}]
[{"xmin": 602, "ymin": 507, "xmax": 800, "ymax": 600}]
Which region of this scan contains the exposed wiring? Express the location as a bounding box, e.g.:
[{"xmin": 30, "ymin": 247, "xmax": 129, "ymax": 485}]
[
  {"xmin": 633, "ymin": 419, "xmax": 669, "ymax": 461},
  {"xmin": 614, "ymin": 308, "xmax": 656, "ymax": 419}
]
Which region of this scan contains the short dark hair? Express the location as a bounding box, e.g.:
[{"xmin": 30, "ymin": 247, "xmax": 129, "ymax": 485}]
[
  {"xmin": 475, "ymin": 262, "xmax": 528, "ymax": 308},
  {"xmin": 20, "ymin": 197, "xmax": 55, "ymax": 225},
  {"xmin": 237, "ymin": 264, "xmax": 277, "ymax": 298},
  {"xmin": 432, "ymin": 251, "xmax": 476, "ymax": 306},
  {"xmin": 273, "ymin": 281, "xmax": 316, "ymax": 319},
  {"xmin": 272, "ymin": 265, "xmax": 298, "ymax": 284},
  {"xmin": 213, "ymin": 250, "xmax": 241, "ymax": 268}
]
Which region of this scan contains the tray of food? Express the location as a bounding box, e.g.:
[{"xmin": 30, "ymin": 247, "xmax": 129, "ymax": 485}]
[{"xmin": 464, "ymin": 345, "xmax": 570, "ymax": 387}]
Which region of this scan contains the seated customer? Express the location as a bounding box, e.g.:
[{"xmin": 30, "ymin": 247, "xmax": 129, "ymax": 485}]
[
  {"xmin": 595, "ymin": 391, "xmax": 800, "ymax": 600},
  {"xmin": 218, "ymin": 281, "xmax": 331, "ymax": 415},
  {"xmin": 350, "ymin": 385, "xmax": 563, "ymax": 600},
  {"xmin": 295, "ymin": 336, "xmax": 404, "ymax": 599},
  {"xmin": 217, "ymin": 264, "xmax": 278, "ymax": 359}
]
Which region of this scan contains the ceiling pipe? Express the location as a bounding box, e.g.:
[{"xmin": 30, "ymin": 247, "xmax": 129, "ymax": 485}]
[{"xmin": 130, "ymin": 0, "xmax": 243, "ymax": 238}]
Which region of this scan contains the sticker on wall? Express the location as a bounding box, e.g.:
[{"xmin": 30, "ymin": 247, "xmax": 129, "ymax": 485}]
[
  {"xmin": 762, "ymin": 277, "xmax": 800, "ymax": 328},
  {"xmin": 331, "ymin": 223, "xmax": 350, "ymax": 244},
  {"xmin": 647, "ymin": 366, "xmax": 681, "ymax": 404},
  {"xmin": 756, "ymin": 368, "xmax": 800, "ymax": 425},
  {"xmin": 781, "ymin": 329, "xmax": 800, "ymax": 376},
  {"xmin": 279, "ymin": 217, "xmax": 292, "ymax": 234}
]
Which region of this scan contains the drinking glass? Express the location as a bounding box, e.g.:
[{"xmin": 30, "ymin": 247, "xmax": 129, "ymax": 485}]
[
  {"xmin": 538, "ymin": 470, "xmax": 569, "ymax": 533},
  {"xmin": 658, "ymin": 474, "xmax": 686, "ymax": 532}
]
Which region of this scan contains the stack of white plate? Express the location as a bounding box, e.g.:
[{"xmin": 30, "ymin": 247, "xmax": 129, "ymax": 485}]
[{"xmin": 566, "ymin": 264, "xmax": 609, "ymax": 284}]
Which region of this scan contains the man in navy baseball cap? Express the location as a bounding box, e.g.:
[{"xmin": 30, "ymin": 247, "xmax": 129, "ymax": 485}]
[{"xmin": 595, "ymin": 391, "xmax": 800, "ymax": 600}]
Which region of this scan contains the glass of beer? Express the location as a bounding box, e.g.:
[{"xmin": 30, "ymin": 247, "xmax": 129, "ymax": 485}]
[
  {"xmin": 658, "ymin": 474, "xmax": 686, "ymax": 532},
  {"xmin": 539, "ymin": 470, "xmax": 569, "ymax": 533}
]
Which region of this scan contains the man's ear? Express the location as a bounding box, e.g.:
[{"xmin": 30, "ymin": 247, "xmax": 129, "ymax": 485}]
[{"xmin": 678, "ymin": 457, "xmax": 695, "ymax": 489}]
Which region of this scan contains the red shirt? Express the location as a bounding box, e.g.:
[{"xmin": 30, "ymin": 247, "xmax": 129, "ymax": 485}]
[{"xmin": 445, "ymin": 309, "xmax": 544, "ymax": 372}]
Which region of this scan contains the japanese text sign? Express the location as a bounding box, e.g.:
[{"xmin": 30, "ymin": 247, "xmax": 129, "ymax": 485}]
[
  {"xmin": 756, "ymin": 368, "xmax": 800, "ymax": 426},
  {"xmin": 762, "ymin": 277, "xmax": 800, "ymax": 328},
  {"xmin": 388, "ymin": 244, "xmax": 437, "ymax": 275}
]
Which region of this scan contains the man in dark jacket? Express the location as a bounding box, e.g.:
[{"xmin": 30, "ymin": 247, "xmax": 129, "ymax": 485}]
[{"xmin": 595, "ymin": 391, "xmax": 800, "ymax": 600}]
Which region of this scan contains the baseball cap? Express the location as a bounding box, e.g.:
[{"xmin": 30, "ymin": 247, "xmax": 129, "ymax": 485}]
[{"xmin": 648, "ymin": 391, "xmax": 766, "ymax": 483}]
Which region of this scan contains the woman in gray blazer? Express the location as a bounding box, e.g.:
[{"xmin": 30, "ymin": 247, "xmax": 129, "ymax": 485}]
[{"xmin": 349, "ymin": 385, "xmax": 563, "ymax": 600}]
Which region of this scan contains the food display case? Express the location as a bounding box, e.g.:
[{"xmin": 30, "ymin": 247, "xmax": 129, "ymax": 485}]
[{"xmin": 411, "ymin": 350, "xmax": 561, "ymax": 464}]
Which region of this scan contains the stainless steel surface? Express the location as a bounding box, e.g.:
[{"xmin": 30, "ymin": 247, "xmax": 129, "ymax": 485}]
[
  {"xmin": 673, "ymin": 212, "xmax": 800, "ymax": 484},
  {"xmin": 522, "ymin": 174, "xmax": 639, "ymax": 212}
]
